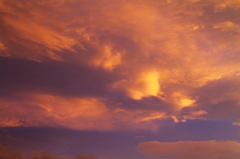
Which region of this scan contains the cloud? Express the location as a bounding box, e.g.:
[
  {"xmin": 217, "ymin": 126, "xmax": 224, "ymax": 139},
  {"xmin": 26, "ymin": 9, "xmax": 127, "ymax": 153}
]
[
  {"xmin": 0, "ymin": 144, "xmax": 99, "ymax": 159},
  {"xmin": 206, "ymin": 0, "xmax": 240, "ymax": 10},
  {"xmin": 111, "ymin": 71, "xmax": 160, "ymax": 100},
  {"xmin": 0, "ymin": 0, "xmax": 240, "ymax": 130},
  {"xmin": 137, "ymin": 140, "xmax": 240, "ymax": 159},
  {"xmin": 213, "ymin": 21, "xmax": 240, "ymax": 32},
  {"xmin": 0, "ymin": 93, "xmax": 169, "ymax": 131},
  {"xmin": 75, "ymin": 155, "xmax": 99, "ymax": 159},
  {"xmin": 0, "ymin": 144, "xmax": 23, "ymax": 159},
  {"xmin": 0, "ymin": 42, "xmax": 7, "ymax": 51}
]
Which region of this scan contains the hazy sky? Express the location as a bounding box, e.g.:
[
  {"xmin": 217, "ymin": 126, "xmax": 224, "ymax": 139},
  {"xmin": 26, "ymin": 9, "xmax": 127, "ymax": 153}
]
[{"xmin": 1, "ymin": 0, "xmax": 240, "ymax": 158}]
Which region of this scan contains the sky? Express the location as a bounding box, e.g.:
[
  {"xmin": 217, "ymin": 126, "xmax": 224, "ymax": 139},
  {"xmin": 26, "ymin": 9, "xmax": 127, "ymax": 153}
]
[{"xmin": 0, "ymin": 0, "xmax": 240, "ymax": 158}]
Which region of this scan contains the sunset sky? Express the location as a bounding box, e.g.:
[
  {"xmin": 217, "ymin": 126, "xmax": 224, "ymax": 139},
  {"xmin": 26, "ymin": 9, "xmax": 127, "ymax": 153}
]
[{"xmin": 1, "ymin": 0, "xmax": 240, "ymax": 158}]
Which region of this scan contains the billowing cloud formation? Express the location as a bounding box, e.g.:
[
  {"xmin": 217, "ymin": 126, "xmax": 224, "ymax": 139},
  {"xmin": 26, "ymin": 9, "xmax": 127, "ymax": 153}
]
[
  {"xmin": 1, "ymin": 0, "xmax": 240, "ymax": 130},
  {"xmin": 137, "ymin": 140, "xmax": 240, "ymax": 159},
  {"xmin": 0, "ymin": 144, "xmax": 99, "ymax": 159}
]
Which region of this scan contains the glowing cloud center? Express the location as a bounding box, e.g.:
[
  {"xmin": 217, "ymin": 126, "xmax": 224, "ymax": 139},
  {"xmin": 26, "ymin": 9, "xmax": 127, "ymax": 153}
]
[{"xmin": 127, "ymin": 71, "xmax": 160, "ymax": 100}]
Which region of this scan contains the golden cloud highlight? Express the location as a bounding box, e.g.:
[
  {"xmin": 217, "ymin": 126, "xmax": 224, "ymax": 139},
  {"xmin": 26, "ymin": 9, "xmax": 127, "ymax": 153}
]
[
  {"xmin": 171, "ymin": 92, "xmax": 196, "ymax": 109},
  {"xmin": 111, "ymin": 71, "xmax": 160, "ymax": 100}
]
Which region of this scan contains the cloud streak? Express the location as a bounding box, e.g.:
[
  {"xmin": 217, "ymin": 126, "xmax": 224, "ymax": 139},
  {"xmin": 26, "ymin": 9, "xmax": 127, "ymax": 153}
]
[
  {"xmin": 0, "ymin": 144, "xmax": 99, "ymax": 159},
  {"xmin": 137, "ymin": 140, "xmax": 240, "ymax": 159}
]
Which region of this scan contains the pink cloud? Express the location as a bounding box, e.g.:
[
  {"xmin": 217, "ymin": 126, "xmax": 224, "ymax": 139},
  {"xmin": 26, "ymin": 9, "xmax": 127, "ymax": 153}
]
[{"xmin": 137, "ymin": 140, "xmax": 240, "ymax": 159}]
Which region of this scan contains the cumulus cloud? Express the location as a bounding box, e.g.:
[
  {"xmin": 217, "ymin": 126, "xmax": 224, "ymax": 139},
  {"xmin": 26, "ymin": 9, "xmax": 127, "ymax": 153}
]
[
  {"xmin": 0, "ymin": 0, "xmax": 240, "ymax": 130},
  {"xmin": 137, "ymin": 140, "xmax": 240, "ymax": 159}
]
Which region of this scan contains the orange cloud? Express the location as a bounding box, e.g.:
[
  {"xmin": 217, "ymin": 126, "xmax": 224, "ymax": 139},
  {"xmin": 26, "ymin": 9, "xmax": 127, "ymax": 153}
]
[
  {"xmin": 0, "ymin": 0, "xmax": 240, "ymax": 130},
  {"xmin": 0, "ymin": 94, "xmax": 111, "ymax": 130},
  {"xmin": 0, "ymin": 41, "xmax": 10, "ymax": 57},
  {"xmin": 0, "ymin": 42, "xmax": 7, "ymax": 51},
  {"xmin": 111, "ymin": 71, "xmax": 160, "ymax": 100},
  {"xmin": 171, "ymin": 92, "xmax": 196, "ymax": 109},
  {"xmin": 92, "ymin": 46, "xmax": 123, "ymax": 71},
  {"xmin": 0, "ymin": 93, "xmax": 168, "ymax": 131},
  {"xmin": 137, "ymin": 140, "xmax": 240, "ymax": 159}
]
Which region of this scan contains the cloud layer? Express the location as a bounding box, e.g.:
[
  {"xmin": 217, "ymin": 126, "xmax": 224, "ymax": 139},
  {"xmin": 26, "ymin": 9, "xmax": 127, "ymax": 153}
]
[
  {"xmin": 137, "ymin": 140, "xmax": 240, "ymax": 159},
  {"xmin": 0, "ymin": 144, "xmax": 99, "ymax": 159},
  {"xmin": 1, "ymin": 0, "xmax": 240, "ymax": 130}
]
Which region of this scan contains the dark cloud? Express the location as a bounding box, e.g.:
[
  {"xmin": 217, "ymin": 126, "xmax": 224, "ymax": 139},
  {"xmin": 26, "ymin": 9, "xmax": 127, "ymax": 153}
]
[{"xmin": 0, "ymin": 57, "xmax": 121, "ymax": 98}]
